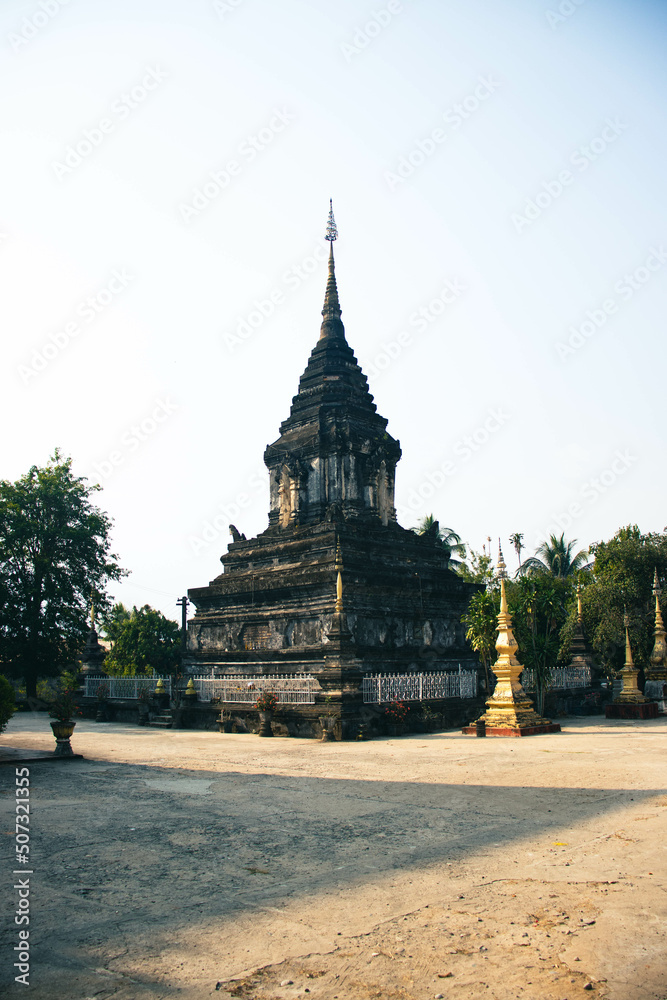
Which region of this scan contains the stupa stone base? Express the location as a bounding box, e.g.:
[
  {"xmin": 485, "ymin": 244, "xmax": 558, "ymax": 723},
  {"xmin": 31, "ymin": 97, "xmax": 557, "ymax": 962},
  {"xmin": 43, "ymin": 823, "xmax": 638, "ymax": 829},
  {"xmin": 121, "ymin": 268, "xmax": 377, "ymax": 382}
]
[
  {"xmin": 644, "ymin": 681, "xmax": 667, "ymax": 713},
  {"xmin": 605, "ymin": 702, "xmax": 658, "ymax": 720},
  {"xmin": 463, "ymin": 721, "xmax": 560, "ymax": 737},
  {"xmin": 463, "ymin": 699, "xmax": 560, "ymax": 737}
]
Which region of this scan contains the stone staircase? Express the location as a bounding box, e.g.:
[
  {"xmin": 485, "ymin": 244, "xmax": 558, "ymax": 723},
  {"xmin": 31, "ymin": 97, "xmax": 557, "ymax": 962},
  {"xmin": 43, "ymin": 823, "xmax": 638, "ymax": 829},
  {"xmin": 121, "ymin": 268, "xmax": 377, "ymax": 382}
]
[{"xmin": 148, "ymin": 709, "xmax": 173, "ymax": 728}]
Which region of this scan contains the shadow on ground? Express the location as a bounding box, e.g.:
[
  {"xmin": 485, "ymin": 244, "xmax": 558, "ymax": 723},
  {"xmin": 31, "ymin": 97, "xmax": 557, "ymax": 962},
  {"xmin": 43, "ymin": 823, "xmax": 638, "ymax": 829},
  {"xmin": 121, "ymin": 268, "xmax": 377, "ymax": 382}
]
[{"xmin": 1, "ymin": 754, "xmax": 663, "ymax": 997}]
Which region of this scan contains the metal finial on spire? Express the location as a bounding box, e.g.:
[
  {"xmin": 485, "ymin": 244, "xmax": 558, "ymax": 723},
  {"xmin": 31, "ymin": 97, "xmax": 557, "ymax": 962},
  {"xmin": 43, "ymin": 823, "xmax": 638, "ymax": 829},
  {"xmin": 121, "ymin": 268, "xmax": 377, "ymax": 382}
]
[
  {"xmin": 325, "ymin": 199, "xmax": 338, "ymax": 242},
  {"xmin": 653, "ymin": 567, "xmax": 662, "ymax": 598}
]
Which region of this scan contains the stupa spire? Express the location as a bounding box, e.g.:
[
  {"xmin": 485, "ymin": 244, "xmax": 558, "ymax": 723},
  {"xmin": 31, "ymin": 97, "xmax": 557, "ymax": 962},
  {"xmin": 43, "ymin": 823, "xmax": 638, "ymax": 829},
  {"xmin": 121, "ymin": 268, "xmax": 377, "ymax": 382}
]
[
  {"xmin": 647, "ymin": 568, "xmax": 667, "ymax": 681},
  {"xmin": 624, "ymin": 611, "xmax": 634, "ymax": 668},
  {"xmin": 653, "ymin": 568, "xmax": 665, "ymax": 632},
  {"xmin": 319, "ymin": 199, "xmax": 344, "ymax": 341}
]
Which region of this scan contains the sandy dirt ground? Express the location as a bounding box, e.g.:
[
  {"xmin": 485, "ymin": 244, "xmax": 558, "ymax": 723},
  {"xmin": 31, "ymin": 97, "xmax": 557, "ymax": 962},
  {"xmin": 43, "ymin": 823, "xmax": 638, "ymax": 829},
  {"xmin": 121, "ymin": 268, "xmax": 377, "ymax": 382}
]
[{"xmin": 1, "ymin": 713, "xmax": 666, "ymax": 1000}]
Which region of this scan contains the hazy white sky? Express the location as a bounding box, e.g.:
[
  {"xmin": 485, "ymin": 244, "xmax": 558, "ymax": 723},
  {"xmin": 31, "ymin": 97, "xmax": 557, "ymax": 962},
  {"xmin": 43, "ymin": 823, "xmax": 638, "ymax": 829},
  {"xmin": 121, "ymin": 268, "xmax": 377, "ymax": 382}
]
[{"xmin": 3, "ymin": 0, "xmax": 666, "ymax": 621}]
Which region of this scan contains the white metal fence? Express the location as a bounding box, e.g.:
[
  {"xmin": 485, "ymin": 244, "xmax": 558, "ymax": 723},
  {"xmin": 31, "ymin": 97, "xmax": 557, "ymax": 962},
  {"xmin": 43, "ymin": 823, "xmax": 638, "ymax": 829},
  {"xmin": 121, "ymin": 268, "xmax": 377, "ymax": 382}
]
[
  {"xmin": 190, "ymin": 674, "xmax": 317, "ymax": 704},
  {"xmin": 84, "ymin": 676, "xmax": 172, "ymax": 699},
  {"xmin": 362, "ymin": 667, "xmax": 478, "ymax": 704},
  {"xmin": 521, "ymin": 666, "xmax": 592, "ymax": 692}
]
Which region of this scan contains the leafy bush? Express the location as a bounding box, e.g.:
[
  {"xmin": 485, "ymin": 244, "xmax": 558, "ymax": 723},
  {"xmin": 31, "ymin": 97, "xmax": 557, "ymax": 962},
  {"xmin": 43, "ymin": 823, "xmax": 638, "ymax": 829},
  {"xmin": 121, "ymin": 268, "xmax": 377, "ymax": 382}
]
[
  {"xmin": 255, "ymin": 691, "xmax": 278, "ymax": 712},
  {"xmin": 0, "ymin": 675, "xmax": 16, "ymax": 734},
  {"xmin": 47, "ymin": 687, "xmax": 81, "ymax": 723},
  {"xmin": 384, "ymin": 699, "xmax": 409, "ymax": 724},
  {"xmin": 101, "ymin": 604, "xmax": 180, "ymax": 676}
]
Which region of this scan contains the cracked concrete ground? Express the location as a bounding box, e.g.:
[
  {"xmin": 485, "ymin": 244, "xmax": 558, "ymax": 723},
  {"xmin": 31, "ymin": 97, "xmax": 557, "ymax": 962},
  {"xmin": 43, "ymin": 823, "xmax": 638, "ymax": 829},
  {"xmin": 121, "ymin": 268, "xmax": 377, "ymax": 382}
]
[{"xmin": 1, "ymin": 713, "xmax": 666, "ymax": 1000}]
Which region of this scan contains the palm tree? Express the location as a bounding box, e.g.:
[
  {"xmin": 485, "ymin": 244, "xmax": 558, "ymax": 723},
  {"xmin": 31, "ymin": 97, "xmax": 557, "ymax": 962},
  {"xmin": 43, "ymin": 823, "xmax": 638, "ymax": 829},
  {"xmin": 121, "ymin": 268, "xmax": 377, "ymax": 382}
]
[
  {"xmin": 412, "ymin": 514, "xmax": 466, "ymax": 568},
  {"xmin": 518, "ymin": 533, "xmax": 590, "ymax": 580},
  {"xmin": 509, "ymin": 532, "xmax": 524, "ymax": 568}
]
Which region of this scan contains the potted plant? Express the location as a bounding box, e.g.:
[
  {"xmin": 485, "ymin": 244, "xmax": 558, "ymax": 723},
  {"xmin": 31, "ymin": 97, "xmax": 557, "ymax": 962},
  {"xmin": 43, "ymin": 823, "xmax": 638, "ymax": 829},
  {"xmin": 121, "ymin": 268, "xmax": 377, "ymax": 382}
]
[
  {"xmin": 422, "ymin": 706, "xmax": 440, "ymax": 733},
  {"xmin": 318, "ymin": 695, "xmax": 338, "ymax": 741},
  {"xmin": 255, "ymin": 691, "xmax": 278, "ymax": 737},
  {"xmin": 217, "ymin": 709, "xmax": 233, "ymax": 733},
  {"xmin": 384, "ymin": 698, "xmax": 409, "ymax": 736},
  {"xmin": 0, "ymin": 675, "xmax": 16, "ymax": 734},
  {"xmin": 137, "ymin": 687, "xmax": 152, "ymax": 725},
  {"xmin": 48, "ymin": 687, "xmax": 81, "ymax": 756},
  {"xmin": 95, "ymin": 682, "xmax": 109, "ymax": 722}
]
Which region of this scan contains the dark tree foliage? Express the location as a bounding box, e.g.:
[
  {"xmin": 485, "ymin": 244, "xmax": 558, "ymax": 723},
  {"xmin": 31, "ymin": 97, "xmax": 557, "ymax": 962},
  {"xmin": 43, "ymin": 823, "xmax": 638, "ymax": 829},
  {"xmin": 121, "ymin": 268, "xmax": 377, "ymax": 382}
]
[
  {"xmin": 508, "ymin": 575, "xmax": 574, "ymax": 715},
  {"xmin": 0, "ymin": 675, "xmax": 15, "ymax": 734},
  {"xmin": 0, "ymin": 452, "xmax": 124, "ymax": 698},
  {"xmin": 101, "ymin": 603, "xmax": 181, "ymax": 676},
  {"xmin": 463, "ymin": 576, "xmax": 574, "ymax": 714},
  {"xmin": 411, "ymin": 514, "xmax": 466, "ymax": 568},
  {"xmin": 518, "ymin": 532, "xmax": 590, "ymax": 579},
  {"xmin": 462, "ymin": 587, "xmax": 500, "ymax": 693},
  {"xmin": 582, "ymin": 525, "xmax": 667, "ymax": 675}
]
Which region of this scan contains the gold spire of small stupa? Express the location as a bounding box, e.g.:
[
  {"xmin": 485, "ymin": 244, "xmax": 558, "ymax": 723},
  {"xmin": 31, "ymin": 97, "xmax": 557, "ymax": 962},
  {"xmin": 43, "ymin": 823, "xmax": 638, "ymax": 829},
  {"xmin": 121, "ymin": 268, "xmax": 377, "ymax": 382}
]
[
  {"xmin": 624, "ymin": 610, "xmax": 634, "ymax": 668},
  {"xmin": 334, "ymin": 539, "xmax": 344, "ymax": 615},
  {"xmin": 653, "ymin": 568, "xmax": 665, "ymax": 631},
  {"xmin": 647, "ymin": 567, "xmax": 667, "ymax": 681}
]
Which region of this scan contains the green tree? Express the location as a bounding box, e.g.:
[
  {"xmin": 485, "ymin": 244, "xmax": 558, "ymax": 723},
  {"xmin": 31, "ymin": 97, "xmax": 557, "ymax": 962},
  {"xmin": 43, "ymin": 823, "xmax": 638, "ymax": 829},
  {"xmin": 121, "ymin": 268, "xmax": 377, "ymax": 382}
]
[
  {"xmin": 462, "ymin": 587, "xmax": 500, "ymax": 694},
  {"xmin": 0, "ymin": 452, "xmax": 124, "ymax": 698},
  {"xmin": 457, "ymin": 547, "xmax": 496, "ymax": 586},
  {"xmin": 580, "ymin": 525, "xmax": 667, "ymax": 676},
  {"xmin": 510, "ymin": 575, "xmax": 574, "ymax": 715},
  {"xmin": 411, "ymin": 515, "xmax": 466, "ymax": 568},
  {"xmin": 462, "ymin": 573, "xmax": 575, "ymax": 713},
  {"xmin": 509, "ymin": 532, "xmax": 524, "ymax": 568},
  {"xmin": 519, "ymin": 533, "xmax": 590, "ymax": 580},
  {"xmin": 0, "ymin": 675, "xmax": 16, "ymax": 734},
  {"xmin": 101, "ymin": 604, "xmax": 181, "ymax": 676}
]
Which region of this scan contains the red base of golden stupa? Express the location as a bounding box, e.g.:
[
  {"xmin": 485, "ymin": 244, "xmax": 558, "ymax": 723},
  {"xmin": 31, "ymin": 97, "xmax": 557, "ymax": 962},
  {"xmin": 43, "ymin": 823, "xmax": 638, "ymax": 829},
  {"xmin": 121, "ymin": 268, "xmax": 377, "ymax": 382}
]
[{"xmin": 605, "ymin": 702, "xmax": 658, "ymax": 720}]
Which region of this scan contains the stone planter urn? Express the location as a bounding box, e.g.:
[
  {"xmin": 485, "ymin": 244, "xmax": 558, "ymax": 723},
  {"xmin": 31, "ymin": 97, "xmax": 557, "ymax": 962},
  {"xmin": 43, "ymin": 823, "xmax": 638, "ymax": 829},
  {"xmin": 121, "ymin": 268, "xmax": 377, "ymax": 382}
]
[
  {"xmin": 319, "ymin": 715, "xmax": 335, "ymax": 741},
  {"xmin": 258, "ymin": 711, "xmax": 273, "ymax": 737},
  {"xmin": 387, "ymin": 723, "xmax": 407, "ymax": 737},
  {"xmin": 50, "ymin": 721, "xmax": 76, "ymax": 756},
  {"xmin": 217, "ymin": 712, "xmax": 232, "ymax": 733}
]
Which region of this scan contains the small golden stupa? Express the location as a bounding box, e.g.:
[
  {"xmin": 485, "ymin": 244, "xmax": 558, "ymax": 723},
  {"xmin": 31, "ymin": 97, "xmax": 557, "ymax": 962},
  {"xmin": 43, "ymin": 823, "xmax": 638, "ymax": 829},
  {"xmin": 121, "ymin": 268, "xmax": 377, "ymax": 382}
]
[
  {"xmin": 464, "ymin": 544, "xmax": 560, "ymax": 737},
  {"xmin": 646, "ymin": 568, "xmax": 667, "ymax": 684},
  {"xmin": 606, "ymin": 599, "xmax": 658, "ymax": 719},
  {"xmin": 613, "ymin": 610, "xmax": 647, "ymax": 705}
]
